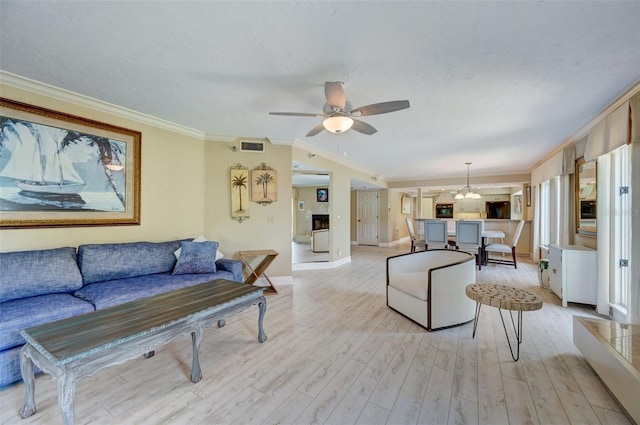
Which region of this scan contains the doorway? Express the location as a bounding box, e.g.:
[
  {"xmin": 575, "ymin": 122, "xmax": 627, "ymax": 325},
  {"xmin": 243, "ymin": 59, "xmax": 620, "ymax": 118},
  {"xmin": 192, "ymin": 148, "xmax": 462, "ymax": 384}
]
[{"xmin": 292, "ymin": 171, "xmax": 331, "ymax": 265}]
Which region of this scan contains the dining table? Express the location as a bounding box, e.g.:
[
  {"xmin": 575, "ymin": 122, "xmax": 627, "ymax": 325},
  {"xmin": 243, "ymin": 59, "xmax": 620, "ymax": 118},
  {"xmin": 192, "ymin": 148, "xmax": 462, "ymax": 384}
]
[{"xmin": 414, "ymin": 219, "xmax": 505, "ymax": 265}]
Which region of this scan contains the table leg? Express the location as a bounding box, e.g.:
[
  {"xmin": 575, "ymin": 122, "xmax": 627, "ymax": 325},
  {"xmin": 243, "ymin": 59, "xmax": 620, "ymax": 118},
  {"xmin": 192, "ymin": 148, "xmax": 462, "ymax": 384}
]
[
  {"xmin": 481, "ymin": 237, "xmax": 488, "ymax": 266},
  {"xmin": 58, "ymin": 372, "xmax": 78, "ymax": 425},
  {"xmin": 190, "ymin": 329, "xmax": 203, "ymax": 383},
  {"xmin": 498, "ymin": 309, "xmax": 523, "ymax": 361},
  {"xmin": 19, "ymin": 346, "xmax": 36, "ymax": 419},
  {"xmin": 471, "ymin": 301, "xmax": 482, "ymax": 338},
  {"xmin": 258, "ymin": 296, "xmax": 267, "ymax": 343}
]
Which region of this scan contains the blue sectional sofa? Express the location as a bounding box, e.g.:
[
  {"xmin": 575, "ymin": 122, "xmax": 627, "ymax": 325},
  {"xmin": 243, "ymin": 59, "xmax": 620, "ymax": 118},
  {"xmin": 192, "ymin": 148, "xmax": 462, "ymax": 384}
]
[{"xmin": 0, "ymin": 239, "xmax": 243, "ymax": 387}]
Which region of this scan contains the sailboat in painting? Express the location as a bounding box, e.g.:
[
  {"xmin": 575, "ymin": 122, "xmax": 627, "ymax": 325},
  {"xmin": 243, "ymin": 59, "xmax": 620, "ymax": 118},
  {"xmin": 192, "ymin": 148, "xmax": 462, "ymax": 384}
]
[{"xmin": 0, "ymin": 120, "xmax": 87, "ymax": 195}]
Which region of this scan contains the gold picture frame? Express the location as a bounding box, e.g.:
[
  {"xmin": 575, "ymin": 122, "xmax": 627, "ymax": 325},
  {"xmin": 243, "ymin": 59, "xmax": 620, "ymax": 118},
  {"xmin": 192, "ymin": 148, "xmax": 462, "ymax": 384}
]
[
  {"xmin": 230, "ymin": 164, "xmax": 250, "ymax": 222},
  {"xmin": 0, "ymin": 98, "xmax": 141, "ymax": 228}
]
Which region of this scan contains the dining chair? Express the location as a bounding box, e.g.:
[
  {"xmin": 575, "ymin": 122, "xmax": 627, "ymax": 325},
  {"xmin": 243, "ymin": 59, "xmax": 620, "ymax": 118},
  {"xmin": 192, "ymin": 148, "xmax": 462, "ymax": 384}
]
[
  {"xmin": 424, "ymin": 220, "xmax": 448, "ymax": 249},
  {"xmin": 485, "ymin": 220, "xmax": 525, "ymax": 268},
  {"xmin": 406, "ymin": 218, "xmax": 426, "ymax": 252},
  {"xmin": 455, "ymin": 220, "xmax": 483, "ymax": 269}
]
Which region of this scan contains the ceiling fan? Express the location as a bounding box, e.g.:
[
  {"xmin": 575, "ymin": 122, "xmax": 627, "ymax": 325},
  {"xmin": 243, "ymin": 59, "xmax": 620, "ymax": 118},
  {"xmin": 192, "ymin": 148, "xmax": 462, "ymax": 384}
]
[{"xmin": 269, "ymin": 81, "xmax": 410, "ymax": 137}]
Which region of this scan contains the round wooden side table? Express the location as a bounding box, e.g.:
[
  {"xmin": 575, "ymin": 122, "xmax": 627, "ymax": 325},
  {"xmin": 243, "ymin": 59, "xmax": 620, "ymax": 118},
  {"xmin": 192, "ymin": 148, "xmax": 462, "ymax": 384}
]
[{"xmin": 465, "ymin": 283, "xmax": 543, "ymax": 361}]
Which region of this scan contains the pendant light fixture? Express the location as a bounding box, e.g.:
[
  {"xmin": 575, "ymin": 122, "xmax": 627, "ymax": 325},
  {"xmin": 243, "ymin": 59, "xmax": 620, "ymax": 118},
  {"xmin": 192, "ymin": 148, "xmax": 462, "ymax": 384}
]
[{"xmin": 455, "ymin": 162, "xmax": 481, "ymax": 200}]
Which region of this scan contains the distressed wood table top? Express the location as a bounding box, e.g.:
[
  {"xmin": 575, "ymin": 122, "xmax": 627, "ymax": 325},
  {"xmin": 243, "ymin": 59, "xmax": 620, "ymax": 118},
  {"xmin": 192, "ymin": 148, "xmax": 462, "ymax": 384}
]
[{"xmin": 465, "ymin": 283, "xmax": 543, "ymax": 312}]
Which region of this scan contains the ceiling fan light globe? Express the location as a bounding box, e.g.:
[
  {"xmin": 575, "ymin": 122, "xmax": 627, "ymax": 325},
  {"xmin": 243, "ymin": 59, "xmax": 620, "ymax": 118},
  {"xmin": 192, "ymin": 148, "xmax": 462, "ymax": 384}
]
[
  {"xmin": 465, "ymin": 191, "xmax": 474, "ymax": 199},
  {"xmin": 323, "ymin": 116, "xmax": 354, "ymax": 133},
  {"xmin": 455, "ymin": 192, "xmax": 464, "ymax": 200}
]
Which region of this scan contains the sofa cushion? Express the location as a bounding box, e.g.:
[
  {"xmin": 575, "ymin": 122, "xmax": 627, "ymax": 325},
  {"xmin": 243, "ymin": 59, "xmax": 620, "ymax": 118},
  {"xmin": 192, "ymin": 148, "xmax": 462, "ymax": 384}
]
[
  {"xmin": 74, "ymin": 271, "xmax": 236, "ymax": 310},
  {"xmin": 173, "ymin": 241, "xmax": 219, "ymax": 275},
  {"xmin": 389, "ymin": 271, "xmax": 430, "ymax": 301},
  {"xmin": 78, "ymin": 240, "xmax": 184, "ymax": 284},
  {"xmin": 174, "ymin": 236, "xmax": 224, "ymax": 260},
  {"xmin": 0, "ymin": 247, "xmax": 83, "ymax": 304},
  {"xmin": 0, "ymin": 293, "xmax": 95, "ymax": 352}
]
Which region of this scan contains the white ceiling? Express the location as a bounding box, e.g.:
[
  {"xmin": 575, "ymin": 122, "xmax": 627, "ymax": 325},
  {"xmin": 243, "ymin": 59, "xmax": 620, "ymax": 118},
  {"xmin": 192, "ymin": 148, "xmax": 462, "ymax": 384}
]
[{"xmin": 1, "ymin": 1, "xmax": 639, "ymax": 187}]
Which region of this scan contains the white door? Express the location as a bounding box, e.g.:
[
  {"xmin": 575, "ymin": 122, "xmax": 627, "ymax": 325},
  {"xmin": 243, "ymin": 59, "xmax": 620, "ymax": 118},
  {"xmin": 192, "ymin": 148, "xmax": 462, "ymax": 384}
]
[{"xmin": 357, "ymin": 190, "xmax": 379, "ymax": 245}]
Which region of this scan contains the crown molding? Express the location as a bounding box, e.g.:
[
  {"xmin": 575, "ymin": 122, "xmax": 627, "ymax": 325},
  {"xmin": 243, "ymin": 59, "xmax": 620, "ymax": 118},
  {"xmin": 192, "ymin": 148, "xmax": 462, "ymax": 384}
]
[
  {"xmin": 203, "ymin": 133, "xmax": 237, "ymax": 143},
  {"xmin": 0, "ymin": 70, "xmax": 206, "ymax": 139}
]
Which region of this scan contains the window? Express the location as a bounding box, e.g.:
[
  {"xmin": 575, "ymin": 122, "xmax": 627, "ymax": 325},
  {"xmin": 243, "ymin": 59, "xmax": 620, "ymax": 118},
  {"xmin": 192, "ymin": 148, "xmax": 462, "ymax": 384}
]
[
  {"xmin": 539, "ymin": 176, "xmax": 561, "ymax": 247},
  {"xmin": 539, "ymin": 180, "xmax": 550, "ymax": 247}
]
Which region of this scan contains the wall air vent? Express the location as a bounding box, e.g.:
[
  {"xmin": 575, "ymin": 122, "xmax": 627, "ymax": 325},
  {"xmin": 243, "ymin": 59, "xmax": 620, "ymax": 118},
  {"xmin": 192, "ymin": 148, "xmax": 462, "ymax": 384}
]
[{"xmin": 240, "ymin": 140, "xmax": 265, "ymax": 152}]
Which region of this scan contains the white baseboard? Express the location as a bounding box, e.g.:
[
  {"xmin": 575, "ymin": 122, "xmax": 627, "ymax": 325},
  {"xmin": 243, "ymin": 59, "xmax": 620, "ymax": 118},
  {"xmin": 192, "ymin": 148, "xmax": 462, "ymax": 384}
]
[
  {"xmin": 292, "ymin": 256, "xmax": 351, "ymax": 271},
  {"xmin": 352, "ymin": 236, "xmax": 410, "ymax": 248},
  {"xmin": 379, "ymin": 236, "xmax": 410, "ymax": 248}
]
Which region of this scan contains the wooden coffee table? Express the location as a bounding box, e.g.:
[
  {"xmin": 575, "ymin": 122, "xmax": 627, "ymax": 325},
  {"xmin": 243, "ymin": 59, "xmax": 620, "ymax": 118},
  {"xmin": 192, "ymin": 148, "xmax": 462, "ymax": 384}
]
[
  {"xmin": 18, "ymin": 279, "xmax": 266, "ymax": 425},
  {"xmin": 466, "ymin": 283, "xmax": 543, "ymax": 361}
]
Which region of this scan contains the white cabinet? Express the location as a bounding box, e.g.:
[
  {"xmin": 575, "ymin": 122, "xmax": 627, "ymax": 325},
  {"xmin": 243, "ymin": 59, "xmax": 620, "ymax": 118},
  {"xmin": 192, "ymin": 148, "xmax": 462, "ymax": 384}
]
[
  {"xmin": 455, "ymin": 198, "xmax": 482, "ymax": 212},
  {"xmin": 548, "ymin": 244, "xmax": 597, "ymax": 307}
]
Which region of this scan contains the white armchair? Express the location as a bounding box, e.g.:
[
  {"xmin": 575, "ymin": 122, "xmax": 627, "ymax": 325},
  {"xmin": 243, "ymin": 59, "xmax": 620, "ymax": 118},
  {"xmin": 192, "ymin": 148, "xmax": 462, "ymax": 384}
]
[
  {"xmin": 386, "ymin": 249, "xmax": 476, "ymax": 331},
  {"xmin": 311, "ymin": 229, "xmax": 329, "ymax": 252}
]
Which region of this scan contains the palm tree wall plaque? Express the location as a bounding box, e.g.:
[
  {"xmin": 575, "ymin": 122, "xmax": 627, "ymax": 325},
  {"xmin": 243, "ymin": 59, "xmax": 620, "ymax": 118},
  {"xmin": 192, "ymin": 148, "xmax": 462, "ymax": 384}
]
[
  {"xmin": 230, "ymin": 164, "xmax": 249, "ymax": 222},
  {"xmin": 251, "ymin": 163, "xmax": 277, "ymax": 205}
]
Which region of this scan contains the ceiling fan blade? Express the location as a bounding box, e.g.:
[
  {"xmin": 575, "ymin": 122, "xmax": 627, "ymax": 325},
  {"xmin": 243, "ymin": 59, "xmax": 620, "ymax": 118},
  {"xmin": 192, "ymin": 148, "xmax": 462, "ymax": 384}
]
[
  {"xmin": 325, "ymin": 81, "xmax": 346, "ymax": 110},
  {"xmin": 269, "ymin": 112, "xmax": 323, "ymax": 117},
  {"xmin": 306, "ymin": 123, "xmax": 326, "ymax": 137},
  {"xmin": 351, "ymin": 119, "xmax": 377, "ymax": 135},
  {"xmin": 350, "ymin": 100, "xmax": 410, "ymax": 117}
]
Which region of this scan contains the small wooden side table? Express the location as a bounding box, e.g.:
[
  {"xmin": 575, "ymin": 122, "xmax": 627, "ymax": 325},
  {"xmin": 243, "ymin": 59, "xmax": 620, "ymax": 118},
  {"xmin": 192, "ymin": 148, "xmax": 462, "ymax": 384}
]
[
  {"xmin": 238, "ymin": 250, "xmax": 279, "ymax": 294},
  {"xmin": 466, "ymin": 283, "xmax": 543, "ymax": 361}
]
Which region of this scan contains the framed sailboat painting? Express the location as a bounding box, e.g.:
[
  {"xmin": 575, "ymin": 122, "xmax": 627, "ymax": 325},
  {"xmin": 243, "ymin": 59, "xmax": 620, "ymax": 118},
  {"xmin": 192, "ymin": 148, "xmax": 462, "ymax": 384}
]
[{"xmin": 0, "ymin": 98, "xmax": 141, "ymax": 228}]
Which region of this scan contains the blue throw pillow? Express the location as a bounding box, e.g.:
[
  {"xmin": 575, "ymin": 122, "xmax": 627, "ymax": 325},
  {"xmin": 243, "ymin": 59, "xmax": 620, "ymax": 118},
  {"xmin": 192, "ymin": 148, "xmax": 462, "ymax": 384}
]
[{"xmin": 172, "ymin": 241, "xmax": 219, "ymax": 275}]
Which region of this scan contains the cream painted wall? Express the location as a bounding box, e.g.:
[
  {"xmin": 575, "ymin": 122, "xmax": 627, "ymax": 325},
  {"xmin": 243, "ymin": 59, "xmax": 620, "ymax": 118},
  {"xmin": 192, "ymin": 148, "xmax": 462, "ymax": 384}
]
[
  {"xmin": 203, "ymin": 140, "xmax": 292, "ymax": 278},
  {"xmin": 381, "ymin": 188, "xmax": 410, "ymax": 244},
  {"xmin": 0, "ymin": 84, "xmax": 207, "ymax": 252}
]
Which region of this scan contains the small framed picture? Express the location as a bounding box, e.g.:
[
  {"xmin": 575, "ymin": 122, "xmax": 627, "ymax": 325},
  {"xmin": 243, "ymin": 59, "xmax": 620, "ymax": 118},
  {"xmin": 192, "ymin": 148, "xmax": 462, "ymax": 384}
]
[
  {"xmin": 297, "ymin": 200, "xmax": 305, "ymax": 211},
  {"xmin": 401, "ymin": 195, "xmax": 411, "ymax": 215},
  {"xmin": 317, "ymin": 188, "xmax": 328, "ymax": 202}
]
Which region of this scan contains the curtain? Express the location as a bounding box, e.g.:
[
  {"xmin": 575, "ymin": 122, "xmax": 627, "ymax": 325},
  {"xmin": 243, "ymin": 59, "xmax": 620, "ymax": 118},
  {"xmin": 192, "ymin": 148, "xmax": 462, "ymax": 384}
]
[
  {"xmin": 630, "ymin": 93, "xmax": 640, "ymax": 144},
  {"xmin": 585, "ymin": 101, "xmax": 631, "ymax": 161},
  {"xmin": 532, "ymin": 185, "xmax": 541, "ymax": 262},
  {"xmin": 585, "ymin": 120, "xmax": 607, "ymax": 161},
  {"xmin": 563, "ymin": 145, "xmax": 576, "ymax": 175},
  {"xmin": 531, "ymin": 151, "xmax": 564, "ymax": 186},
  {"xmin": 607, "ymin": 102, "xmax": 630, "ymax": 152},
  {"xmin": 596, "ymin": 154, "xmax": 611, "ymax": 316},
  {"xmin": 630, "ymin": 143, "xmax": 640, "ymax": 323}
]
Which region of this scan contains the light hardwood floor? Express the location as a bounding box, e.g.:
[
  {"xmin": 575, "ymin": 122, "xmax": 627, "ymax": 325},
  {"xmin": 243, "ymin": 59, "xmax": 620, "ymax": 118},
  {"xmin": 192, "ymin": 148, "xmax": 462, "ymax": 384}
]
[{"xmin": 0, "ymin": 243, "xmax": 633, "ymax": 425}]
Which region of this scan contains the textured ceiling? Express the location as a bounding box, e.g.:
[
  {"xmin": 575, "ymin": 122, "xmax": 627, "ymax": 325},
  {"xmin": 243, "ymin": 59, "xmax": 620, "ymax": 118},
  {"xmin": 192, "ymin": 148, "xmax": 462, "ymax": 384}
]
[{"xmin": 1, "ymin": 1, "xmax": 639, "ymax": 186}]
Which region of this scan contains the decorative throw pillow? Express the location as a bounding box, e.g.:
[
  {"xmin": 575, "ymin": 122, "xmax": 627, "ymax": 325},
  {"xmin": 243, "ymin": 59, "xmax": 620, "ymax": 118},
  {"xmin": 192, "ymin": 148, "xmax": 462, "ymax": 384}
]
[
  {"xmin": 174, "ymin": 236, "xmax": 224, "ymax": 260},
  {"xmin": 172, "ymin": 241, "xmax": 219, "ymax": 274}
]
